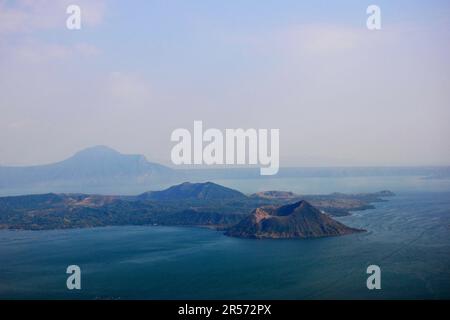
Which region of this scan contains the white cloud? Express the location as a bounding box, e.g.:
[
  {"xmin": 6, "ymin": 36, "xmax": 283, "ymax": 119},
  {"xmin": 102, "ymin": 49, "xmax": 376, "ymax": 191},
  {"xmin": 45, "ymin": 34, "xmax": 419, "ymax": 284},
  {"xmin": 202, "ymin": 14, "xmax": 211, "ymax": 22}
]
[
  {"xmin": 104, "ymin": 72, "xmax": 153, "ymax": 107},
  {"xmin": 0, "ymin": 0, "xmax": 106, "ymax": 34},
  {"xmin": 292, "ymin": 24, "xmax": 363, "ymax": 54},
  {"xmin": 0, "ymin": 39, "xmax": 100, "ymax": 64},
  {"xmin": 0, "ymin": 1, "xmax": 104, "ymax": 65}
]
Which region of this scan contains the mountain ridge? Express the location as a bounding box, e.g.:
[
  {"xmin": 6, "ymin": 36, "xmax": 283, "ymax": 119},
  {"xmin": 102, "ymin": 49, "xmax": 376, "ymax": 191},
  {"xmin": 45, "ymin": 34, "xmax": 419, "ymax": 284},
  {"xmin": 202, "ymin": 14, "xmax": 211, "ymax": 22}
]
[
  {"xmin": 0, "ymin": 146, "xmax": 173, "ymax": 192},
  {"xmin": 137, "ymin": 181, "xmax": 247, "ymax": 201}
]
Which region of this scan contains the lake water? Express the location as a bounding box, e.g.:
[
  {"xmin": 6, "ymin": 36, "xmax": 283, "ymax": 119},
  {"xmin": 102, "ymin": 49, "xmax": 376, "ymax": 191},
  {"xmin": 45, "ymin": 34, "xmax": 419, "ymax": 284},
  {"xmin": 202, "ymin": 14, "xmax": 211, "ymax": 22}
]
[{"xmin": 0, "ymin": 177, "xmax": 449, "ymax": 299}]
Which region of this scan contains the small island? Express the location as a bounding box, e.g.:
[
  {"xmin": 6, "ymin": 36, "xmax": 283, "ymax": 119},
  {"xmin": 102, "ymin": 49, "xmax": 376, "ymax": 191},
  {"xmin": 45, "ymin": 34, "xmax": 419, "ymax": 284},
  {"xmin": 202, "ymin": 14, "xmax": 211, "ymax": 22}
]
[{"xmin": 226, "ymin": 200, "xmax": 364, "ymax": 239}]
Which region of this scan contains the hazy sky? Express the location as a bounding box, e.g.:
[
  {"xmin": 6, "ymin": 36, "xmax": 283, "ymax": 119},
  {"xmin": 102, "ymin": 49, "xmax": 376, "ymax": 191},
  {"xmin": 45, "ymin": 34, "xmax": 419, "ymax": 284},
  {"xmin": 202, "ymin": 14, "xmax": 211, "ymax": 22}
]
[{"xmin": 1, "ymin": 0, "xmax": 449, "ymax": 167}]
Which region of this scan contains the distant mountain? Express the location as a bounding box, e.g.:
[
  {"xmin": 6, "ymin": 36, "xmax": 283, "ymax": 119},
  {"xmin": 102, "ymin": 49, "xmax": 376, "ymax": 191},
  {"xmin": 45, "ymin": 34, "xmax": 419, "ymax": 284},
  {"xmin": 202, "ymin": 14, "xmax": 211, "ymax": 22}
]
[
  {"xmin": 225, "ymin": 200, "xmax": 364, "ymax": 239},
  {"xmin": 0, "ymin": 146, "xmax": 174, "ymax": 195},
  {"xmin": 138, "ymin": 182, "xmax": 247, "ymax": 201}
]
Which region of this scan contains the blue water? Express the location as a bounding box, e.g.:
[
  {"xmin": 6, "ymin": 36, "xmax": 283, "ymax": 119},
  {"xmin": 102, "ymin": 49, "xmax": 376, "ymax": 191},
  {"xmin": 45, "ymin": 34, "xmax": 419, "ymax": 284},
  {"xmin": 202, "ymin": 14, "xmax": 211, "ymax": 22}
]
[{"xmin": 0, "ymin": 178, "xmax": 449, "ymax": 299}]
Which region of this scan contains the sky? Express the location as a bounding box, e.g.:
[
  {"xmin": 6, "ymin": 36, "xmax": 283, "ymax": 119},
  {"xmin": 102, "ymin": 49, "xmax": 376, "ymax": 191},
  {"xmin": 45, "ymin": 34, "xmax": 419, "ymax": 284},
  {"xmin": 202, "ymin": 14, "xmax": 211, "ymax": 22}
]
[{"xmin": 0, "ymin": 0, "xmax": 449, "ymax": 167}]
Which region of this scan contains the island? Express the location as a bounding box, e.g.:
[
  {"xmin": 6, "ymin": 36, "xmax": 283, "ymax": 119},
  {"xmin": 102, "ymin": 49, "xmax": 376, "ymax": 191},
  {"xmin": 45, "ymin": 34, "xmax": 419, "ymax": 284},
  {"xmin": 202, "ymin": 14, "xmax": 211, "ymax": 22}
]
[
  {"xmin": 225, "ymin": 200, "xmax": 364, "ymax": 239},
  {"xmin": 0, "ymin": 182, "xmax": 394, "ymax": 239}
]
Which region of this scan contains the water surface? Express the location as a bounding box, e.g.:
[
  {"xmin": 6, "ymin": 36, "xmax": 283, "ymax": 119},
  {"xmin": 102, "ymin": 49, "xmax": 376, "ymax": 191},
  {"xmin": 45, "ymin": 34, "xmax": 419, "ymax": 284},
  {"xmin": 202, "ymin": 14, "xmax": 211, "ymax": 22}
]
[{"xmin": 1, "ymin": 190, "xmax": 449, "ymax": 299}]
